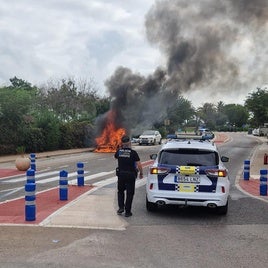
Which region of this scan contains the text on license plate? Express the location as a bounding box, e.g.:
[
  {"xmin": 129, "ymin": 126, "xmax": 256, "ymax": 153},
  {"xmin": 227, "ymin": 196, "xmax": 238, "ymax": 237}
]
[{"xmin": 174, "ymin": 175, "xmax": 200, "ymax": 183}]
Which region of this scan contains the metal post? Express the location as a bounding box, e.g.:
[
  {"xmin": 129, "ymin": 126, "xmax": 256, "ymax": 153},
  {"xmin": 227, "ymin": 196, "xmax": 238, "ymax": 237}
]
[
  {"xmin": 30, "ymin": 153, "xmax": 36, "ymax": 171},
  {"xmin": 59, "ymin": 170, "xmax": 68, "ymax": 200},
  {"xmin": 25, "ymin": 182, "xmax": 36, "ymax": 221},
  {"xmin": 243, "ymin": 160, "xmax": 250, "ymax": 180},
  {"xmin": 26, "ymin": 169, "xmax": 35, "ymax": 184},
  {"xmin": 260, "ymin": 169, "xmax": 267, "ymax": 196},
  {"xmin": 77, "ymin": 162, "xmax": 84, "ymax": 186}
]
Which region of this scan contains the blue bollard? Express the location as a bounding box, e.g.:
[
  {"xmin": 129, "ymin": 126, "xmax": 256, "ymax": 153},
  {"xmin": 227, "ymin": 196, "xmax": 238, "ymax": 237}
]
[
  {"xmin": 260, "ymin": 169, "xmax": 267, "ymax": 196},
  {"xmin": 26, "ymin": 169, "xmax": 35, "ymax": 184},
  {"xmin": 30, "ymin": 153, "xmax": 36, "ymax": 171},
  {"xmin": 59, "ymin": 170, "xmax": 68, "ymax": 200},
  {"xmin": 77, "ymin": 162, "xmax": 84, "ymax": 186},
  {"xmin": 25, "ymin": 182, "xmax": 36, "ymax": 221},
  {"xmin": 243, "ymin": 160, "xmax": 250, "ymax": 180}
]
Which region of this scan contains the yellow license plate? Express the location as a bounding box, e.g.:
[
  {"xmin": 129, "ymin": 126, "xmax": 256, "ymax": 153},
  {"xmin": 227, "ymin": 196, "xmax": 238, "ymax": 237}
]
[{"xmin": 177, "ymin": 183, "xmax": 197, "ymax": 192}]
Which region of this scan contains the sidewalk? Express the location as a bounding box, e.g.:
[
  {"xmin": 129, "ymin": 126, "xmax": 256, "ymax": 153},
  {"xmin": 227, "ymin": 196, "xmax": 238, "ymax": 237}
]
[
  {"xmin": 0, "ymin": 147, "xmax": 93, "ymax": 176},
  {"xmin": 237, "ymin": 135, "xmax": 268, "ymax": 202},
  {"xmin": 0, "ymin": 147, "xmax": 93, "ymax": 164},
  {"xmin": 211, "ymin": 133, "xmax": 268, "ymax": 201},
  {"xmin": 0, "ymin": 133, "xmax": 267, "ymax": 228}
]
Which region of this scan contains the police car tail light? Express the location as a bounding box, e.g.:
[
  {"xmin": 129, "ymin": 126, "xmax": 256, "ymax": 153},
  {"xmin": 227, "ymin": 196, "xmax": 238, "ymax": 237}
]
[
  {"xmin": 205, "ymin": 169, "xmax": 227, "ymax": 177},
  {"xmin": 150, "ymin": 167, "xmax": 170, "ymax": 175}
]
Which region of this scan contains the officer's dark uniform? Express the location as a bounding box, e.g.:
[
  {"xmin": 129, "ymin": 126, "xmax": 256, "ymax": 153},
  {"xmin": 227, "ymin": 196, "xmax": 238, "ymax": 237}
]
[{"xmin": 114, "ymin": 136, "xmax": 141, "ymax": 217}]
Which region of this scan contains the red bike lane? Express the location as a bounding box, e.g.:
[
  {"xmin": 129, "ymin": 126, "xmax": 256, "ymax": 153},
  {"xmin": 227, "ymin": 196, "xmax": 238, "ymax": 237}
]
[{"xmin": 0, "ymin": 185, "xmax": 93, "ymax": 225}]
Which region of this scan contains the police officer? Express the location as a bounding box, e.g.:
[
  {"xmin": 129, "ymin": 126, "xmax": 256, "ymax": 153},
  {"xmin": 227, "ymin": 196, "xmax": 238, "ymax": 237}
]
[{"xmin": 114, "ymin": 135, "xmax": 143, "ymax": 217}]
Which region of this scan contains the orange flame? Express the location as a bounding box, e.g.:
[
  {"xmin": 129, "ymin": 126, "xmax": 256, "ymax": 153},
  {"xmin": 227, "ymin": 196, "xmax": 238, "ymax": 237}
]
[{"xmin": 95, "ymin": 111, "xmax": 126, "ymax": 153}]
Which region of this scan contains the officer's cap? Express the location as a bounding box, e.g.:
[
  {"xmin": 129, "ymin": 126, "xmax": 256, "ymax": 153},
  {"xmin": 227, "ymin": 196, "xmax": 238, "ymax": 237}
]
[{"xmin": 121, "ymin": 135, "xmax": 130, "ymax": 143}]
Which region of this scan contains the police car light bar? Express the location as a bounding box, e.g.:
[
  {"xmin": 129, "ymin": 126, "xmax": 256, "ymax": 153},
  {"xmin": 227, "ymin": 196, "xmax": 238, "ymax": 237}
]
[{"xmin": 166, "ymin": 134, "xmax": 213, "ymax": 141}]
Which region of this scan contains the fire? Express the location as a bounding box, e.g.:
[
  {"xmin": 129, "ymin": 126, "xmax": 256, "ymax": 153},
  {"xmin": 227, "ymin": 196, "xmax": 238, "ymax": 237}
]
[{"xmin": 95, "ymin": 111, "xmax": 126, "ymax": 153}]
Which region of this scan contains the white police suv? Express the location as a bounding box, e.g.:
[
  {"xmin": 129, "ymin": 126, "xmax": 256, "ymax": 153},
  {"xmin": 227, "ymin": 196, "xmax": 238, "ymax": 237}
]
[{"xmin": 146, "ymin": 135, "xmax": 230, "ymax": 215}]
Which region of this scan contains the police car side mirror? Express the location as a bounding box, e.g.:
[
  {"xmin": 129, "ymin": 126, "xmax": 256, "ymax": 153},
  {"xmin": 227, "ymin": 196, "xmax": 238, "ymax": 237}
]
[
  {"xmin": 221, "ymin": 156, "xmax": 229, "ymax": 162},
  {"xmin": 150, "ymin": 154, "xmax": 157, "ymax": 160}
]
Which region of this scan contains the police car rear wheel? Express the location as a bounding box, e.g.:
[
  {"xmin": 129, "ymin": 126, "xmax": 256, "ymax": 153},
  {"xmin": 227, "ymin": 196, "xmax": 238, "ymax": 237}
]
[
  {"xmin": 216, "ymin": 201, "xmax": 228, "ymax": 215},
  {"xmin": 146, "ymin": 196, "xmax": 158, "ymax": 212}
]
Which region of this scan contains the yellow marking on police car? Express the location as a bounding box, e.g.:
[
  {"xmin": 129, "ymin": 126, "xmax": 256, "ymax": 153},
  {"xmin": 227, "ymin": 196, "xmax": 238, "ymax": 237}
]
[
  {"xmin": 177, "ymin": 183, "xmax": 196, "ymax": 192},
  {"xmin": 179, "ymin": 166, "xmax": 196, "ymax": 175}
]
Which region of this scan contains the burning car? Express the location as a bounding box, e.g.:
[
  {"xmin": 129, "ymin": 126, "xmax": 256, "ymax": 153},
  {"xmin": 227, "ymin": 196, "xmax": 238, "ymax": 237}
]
[{"xmin": 94, "ymin": 110, "xmax": 126, "ymax": 153}]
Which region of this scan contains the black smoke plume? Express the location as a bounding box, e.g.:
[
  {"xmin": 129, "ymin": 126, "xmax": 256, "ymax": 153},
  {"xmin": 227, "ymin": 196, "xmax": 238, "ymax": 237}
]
[{"xmin": 101, "ymin": 0, "xmax": 268, "ymax": 136}]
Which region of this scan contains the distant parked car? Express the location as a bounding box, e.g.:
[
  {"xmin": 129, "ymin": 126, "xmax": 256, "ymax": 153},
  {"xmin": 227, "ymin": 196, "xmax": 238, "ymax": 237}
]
[
  {"xmin": 131, "ymin": 137, "xmax": 140, "ymax": 143},
  {"xmin": 252, "ymin": 129, "xmax": 260, "ymax": 136},
  {"xmin": 166, "ymin": 134, "xmax": 177, "ymax": 139},
  {"xmin": 139, "ymin": 130, "xmax": 162, "ymax": 145},
  {"xmin": 198, "ymin": 128, "xmax": 210, "ymax": 135},
  {"xmin": 202, "ymin": 131, "xmax": 215, "ymax": 140}
]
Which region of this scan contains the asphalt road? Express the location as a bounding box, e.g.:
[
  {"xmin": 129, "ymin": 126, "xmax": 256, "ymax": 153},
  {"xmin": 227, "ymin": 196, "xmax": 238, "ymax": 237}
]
[{"xmin": 1, "ymin": 132, "xmax": 268, "ymax": 268}]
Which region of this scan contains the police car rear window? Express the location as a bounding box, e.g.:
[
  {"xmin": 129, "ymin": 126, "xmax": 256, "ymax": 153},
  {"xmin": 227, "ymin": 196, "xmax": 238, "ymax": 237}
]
[{"xmin": 159, "ymin": 149, "xmax": 218, "ymax": 166}]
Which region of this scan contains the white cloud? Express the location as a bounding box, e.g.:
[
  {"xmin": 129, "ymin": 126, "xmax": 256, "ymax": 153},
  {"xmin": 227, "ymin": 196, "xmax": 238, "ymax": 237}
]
[{"xmin": 0, "ymin": 0, "xmax": 159, "ymax": 95}]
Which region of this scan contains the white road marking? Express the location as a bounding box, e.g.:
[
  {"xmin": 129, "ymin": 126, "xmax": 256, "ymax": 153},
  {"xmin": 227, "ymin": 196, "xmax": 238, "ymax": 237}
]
[
  {"xmin": 0, "ymin": 186, "xmax": 24, "ymax": 198},
  {"xmin": 3, "ymin": 170, "xmax": 61, "ymax": 183}
]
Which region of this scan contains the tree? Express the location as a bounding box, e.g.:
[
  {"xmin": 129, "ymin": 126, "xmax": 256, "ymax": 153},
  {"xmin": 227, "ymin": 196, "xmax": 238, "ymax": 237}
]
[
  {"xmin": 9, "ymin": 76, "xmax": 34, "ymax": 91},
  {"xmin": 196, "ymin": 103, "xmax": 217, "ymax": 130},
  {"xmin": 215, "ymin": 101, "xmax": 228, "ymax": 127},
  {"xmin": 0, "ymin": 76, "xmax": 110, "ymax": 154},
  {"xmin": 35, "ymin": 110, "xmax": 61, "ymax": 151},
  {"xmin": 245, "ymin": 87, "xmax": 268, "ymax": 127},
  {"xmin": 95, "ymin": 96, "xmax": 110, "ymax": 117},
  {"xmin": 223, "ymin": 104, "xmax": 249, "ymax": 128},
  {"xmin": 0, "ymin": 78, "xmax": 37, "ymax": 152},
  {"xmin": 41, "ymin": 78, "xmax": 98, "ymax": 122},
  {"xmin": 166, "ymin": 96, "xmax": 195, "ymax": 133}
]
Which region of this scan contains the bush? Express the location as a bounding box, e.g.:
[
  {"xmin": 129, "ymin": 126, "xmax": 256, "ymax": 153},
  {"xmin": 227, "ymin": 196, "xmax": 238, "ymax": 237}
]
[
  {"xmin": 22, "ymin": 127, "xmax": 46, "ymax": 153},
  {"xmin": 0, "ymin": 144, "xmax": 16, "ymax": 155},
  {"xmin": 59, "ymin": 121, "xmax": 94, "ymax": 149}
]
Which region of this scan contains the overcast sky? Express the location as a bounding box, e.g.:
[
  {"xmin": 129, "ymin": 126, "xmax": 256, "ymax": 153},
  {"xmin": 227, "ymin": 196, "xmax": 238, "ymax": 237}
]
[
  {"xmin": 0, "ymin": 0, "xmax": 267, "ymax": 108},
  {"xmin": 0, "ymin": 1, "xmax": 159, "ymax": 90}
]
